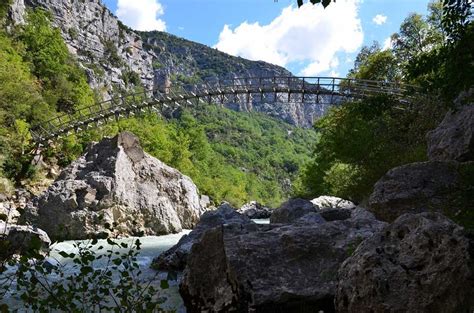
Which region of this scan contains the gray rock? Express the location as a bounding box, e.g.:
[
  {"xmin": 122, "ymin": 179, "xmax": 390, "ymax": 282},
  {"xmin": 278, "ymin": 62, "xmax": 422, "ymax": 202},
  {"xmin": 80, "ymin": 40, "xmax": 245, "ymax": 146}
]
[
  {"xmin": 294, "ymin": 212, "xmax": 326, "ymax": 225},
  {"xmin": 368, "ymin": 161, "xmax": 473, "ymax": 223},
  {"xmin": 152, "ymin": 203, "xmax": 253, "ymax": 271},
  {"xmin": 238, "ymin": 201, "xmax": 273, "ymax": 219},
  {"xmin": 0, "ymin": 202, "xmax": 21, "ymax": 224},
  {"xmin": 271, "ymin": 197, "xmax": 357, "ymax": 224},
  {"xmin": 311, "ymin": 195, "xmax": 356, "ymax": 210},
  {"xmin": 336, "ymin": 212, "xmax": 474, "ymax": 313},
  {"xmin": 180, "ymin": 212, "xmax": 387, "ymax": 312},
  {"xmin": 270, "ymin": 198, "xmax": 315, "ymax": 223},
  {"xmin": 427, "ymin": 105, "xmax": 474, "ymax": 162},
  {"xmin": 199, "ymin": 195, "xmax": 211, "ymax": 211},
  {"xmin": 24, "ymin": 132, "xmax": 202, "ymax": 240},
  {"xmin": 1, "ymin": 221, "xmax": 51, "ymax": 256}
]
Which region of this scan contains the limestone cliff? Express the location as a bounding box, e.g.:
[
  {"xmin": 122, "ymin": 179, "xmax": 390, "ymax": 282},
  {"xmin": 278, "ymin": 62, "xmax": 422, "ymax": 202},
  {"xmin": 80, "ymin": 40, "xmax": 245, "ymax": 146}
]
[{"xmin": 9, "ymin": 0, "xmax": 331, "ymax": 127}]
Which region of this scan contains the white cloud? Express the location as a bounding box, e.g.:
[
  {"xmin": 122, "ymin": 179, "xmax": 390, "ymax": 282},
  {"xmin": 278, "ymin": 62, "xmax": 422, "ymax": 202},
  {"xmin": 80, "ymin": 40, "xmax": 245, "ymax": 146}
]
[
  {"xmin": 382, "ymin": 37, "xmax": 392, "ymax": 50},
  {"xmin": 214, "ymin": 1, "xmax": 363, "ymax": 76},
  {"xmin": 116, "ymin": 0, "xmax": 166, "ymax": 31},
  {"xmin": 372, "ymin": 14, "xmax": 387, "ymax": 25}
]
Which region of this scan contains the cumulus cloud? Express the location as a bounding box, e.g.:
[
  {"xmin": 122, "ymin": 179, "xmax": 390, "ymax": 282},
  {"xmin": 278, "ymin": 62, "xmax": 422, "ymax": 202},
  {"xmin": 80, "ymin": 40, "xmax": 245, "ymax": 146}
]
[
  {"xmin": 116, "ymin": 0, "xmax": 166, "ymax": 31},
  {"xmin": 372, "ymin": 14, "xmax": 387, "ymax": 25},
  {"xmin": 382, "ymin": 37, "xmax": 392, "ymax": 50},
  {"xmin": 214, "ymin": 1, "xmax": 363, "ymax": 76}
]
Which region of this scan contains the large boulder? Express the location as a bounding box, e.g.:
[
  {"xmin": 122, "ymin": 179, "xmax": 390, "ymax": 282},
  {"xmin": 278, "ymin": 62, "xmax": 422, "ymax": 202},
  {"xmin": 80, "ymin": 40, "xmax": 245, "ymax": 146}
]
[
  {"xmin": 180, "ymin": 209, "xmax": 386, "ymax": 312},
  {"xmin": 270, "ymin": 198, "xmax": 314, "ymax": 224},
  {"xmin": 427, "ymin": 105, "xmax": 474, "ymax": 162},
  {"xmin": 1, "ymin": 221, "xmax": 51, "ymax": 257},
  {"xmin": 151, "ymin": 203, "xmax": 253, "ymax": 271},
  {"xmin": 238, "ymin": 201, "xmax": 272, "ymax": 219},
  {"xmin": 369, "ymin": 160, "xmax": 474, "ymax": 224},
  {"xmin": 270, "ymin": 196, "xmax": 356, "ymax": 224},
  {"xmin": 336, "ymin": 212, "xmax": 474, "ymax": 313},
  {"xmin": 23, "ymin": 132, "xmax": 202, "ymax": 240}
]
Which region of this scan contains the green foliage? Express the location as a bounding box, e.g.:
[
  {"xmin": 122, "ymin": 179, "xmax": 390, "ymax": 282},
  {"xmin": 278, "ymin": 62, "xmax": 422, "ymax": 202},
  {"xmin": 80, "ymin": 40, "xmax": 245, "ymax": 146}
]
[
  {"xmin": 0, "ymin": 0, "xmax": 12, "ymax": 21},
  {"xmin": 104, "ymin": 39, "xmax": 123, "ymax": 67},
  {"xmin": 406, "ymin": 23, "xmax": 474, "ymax": 101},
  {"xmin": 68, "ymin": 27, "xmax": 78, "ymax": 40},
  {"xmin": 295, "ymin": 95, "xmax": 445, "ymax": 202},
  {"xmin": 348, "ymin": 43, "xmax": 400, "ymax": 81},
  {"xmin": 442, "ymin": 0, "xmax": 473, "ymax": 42},
  {"xmin": 391, "ymin": 11, "xmax": 444, "ymax": 64},
  {"xmin": 0, "ymin": 8, "xmax": 94, "ymax": 186},
  {"xmin": 122, "ymin": 70, "xmax": 141, "ymax": 86},
  {"xmin": 0, "ymin": 238, "xmax": 168, "ymax": 311}
]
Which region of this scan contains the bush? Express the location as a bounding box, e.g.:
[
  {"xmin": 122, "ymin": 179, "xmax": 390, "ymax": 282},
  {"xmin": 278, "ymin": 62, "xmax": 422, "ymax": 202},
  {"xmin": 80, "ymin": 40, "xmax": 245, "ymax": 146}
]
[{"xmin": 0, "ymin": 237, "xmax": 169, "ymax": 312}]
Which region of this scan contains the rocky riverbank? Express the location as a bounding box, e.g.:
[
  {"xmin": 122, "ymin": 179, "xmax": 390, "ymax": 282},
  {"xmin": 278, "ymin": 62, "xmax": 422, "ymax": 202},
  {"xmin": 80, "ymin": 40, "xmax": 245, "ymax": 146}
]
[
  {"xmin": 153, "ymin": 103, "xmax": 474, "ymax": 312},
  {"xmin": 1, "ymin": 103, "xmax": 473, "ymax": 312}
]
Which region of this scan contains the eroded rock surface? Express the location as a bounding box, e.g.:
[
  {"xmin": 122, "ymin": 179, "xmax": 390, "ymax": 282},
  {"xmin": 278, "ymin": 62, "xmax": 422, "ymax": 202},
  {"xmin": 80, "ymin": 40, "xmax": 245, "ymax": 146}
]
[
  {"xmin": 152, "ymin": 203, "xmax": 253, "ymax": 271},
  {"xmin": 238, "ymin": 201, "xmax": 272, "ymax": 219},
  {"xmin": 368, "ymin": 161, "xmax": 473, "ymax": 223},
  {"xmin": 270, "ymin": 197, "xmax": 356, "ymax": 224},
  {"xmin": 180, "ymin": 209, "xmax": 386, "ymax": 313},
  {"xmin": 1, "ymin": 221, "xmax": 51, "ymax": 256},
  {"xmin": 336, "ymin": 212, "xmax": 474, "ymax": 313},
  {"xmin": 24, "ymin": 132, "xmax": 202, "ymax": 240},
  {"xmin": 270, "ymin": 198, "xmax": 315, "ymax": 223},
  {"xmin": 427, "ymin": 105, "xmax": 474, "ymax": 162}
]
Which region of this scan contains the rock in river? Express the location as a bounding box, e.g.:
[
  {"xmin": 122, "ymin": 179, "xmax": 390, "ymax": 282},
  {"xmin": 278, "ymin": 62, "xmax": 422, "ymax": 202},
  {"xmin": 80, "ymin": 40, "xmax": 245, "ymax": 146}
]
[
  {"xmin": 179, "ymin": 207, "xmax": 386, "ymax": 312},
  {"xmin": 152, "ymin": 203, "xmax": 253, "ymax": 271},
  {"xmin": 23, "ymin": 132, "xmax": 203, "ymax": 240},
  {"xmin": 270, "ymin": 196, "xmax": 356, "ymax": 224}
]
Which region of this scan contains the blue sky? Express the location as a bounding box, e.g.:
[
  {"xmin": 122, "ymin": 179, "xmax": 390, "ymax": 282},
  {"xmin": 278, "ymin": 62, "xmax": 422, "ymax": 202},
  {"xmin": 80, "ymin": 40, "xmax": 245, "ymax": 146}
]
[{"xmin": 103, "ymin": 0, "xmax": 431, "ymax": 77}]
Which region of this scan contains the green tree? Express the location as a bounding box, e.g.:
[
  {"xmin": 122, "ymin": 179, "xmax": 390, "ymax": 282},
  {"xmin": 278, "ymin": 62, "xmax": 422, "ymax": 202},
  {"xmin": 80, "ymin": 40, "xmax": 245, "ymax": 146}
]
[
  {"xmin": 19, "ymin": 9, "xmax": 95, "ymax": 112},
  {"xmin": 348, "ymin": 42, "xmax": 400, "ymax": 81}
]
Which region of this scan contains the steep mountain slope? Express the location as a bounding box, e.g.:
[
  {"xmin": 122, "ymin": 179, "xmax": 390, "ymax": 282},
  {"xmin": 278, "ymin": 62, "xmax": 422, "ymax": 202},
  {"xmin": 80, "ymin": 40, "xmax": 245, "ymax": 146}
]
[{"xmin": 8, "ymin": 0, "xmax": 328, "ymax": 127}]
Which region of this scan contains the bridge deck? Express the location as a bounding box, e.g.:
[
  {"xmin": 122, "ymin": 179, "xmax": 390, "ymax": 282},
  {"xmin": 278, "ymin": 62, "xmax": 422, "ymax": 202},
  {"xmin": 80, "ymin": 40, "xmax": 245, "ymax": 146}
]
[{"xmin": 30, "ymin": 76, "xmax": 420, "ymax": 144}]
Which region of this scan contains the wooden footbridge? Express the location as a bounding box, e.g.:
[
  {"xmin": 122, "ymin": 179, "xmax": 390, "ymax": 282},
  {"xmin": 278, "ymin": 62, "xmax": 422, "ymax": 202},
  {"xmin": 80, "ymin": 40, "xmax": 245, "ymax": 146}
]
[{"xmin": 30, "ymin": 76, "xmax": 420, "ymax": 144}]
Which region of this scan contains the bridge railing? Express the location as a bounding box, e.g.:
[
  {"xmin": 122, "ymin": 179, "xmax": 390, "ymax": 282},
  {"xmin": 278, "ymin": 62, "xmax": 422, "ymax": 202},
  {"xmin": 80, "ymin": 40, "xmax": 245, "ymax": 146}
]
[{"xmin": 30, "ymin": 76, "xmax": 421, "ymax": 144}]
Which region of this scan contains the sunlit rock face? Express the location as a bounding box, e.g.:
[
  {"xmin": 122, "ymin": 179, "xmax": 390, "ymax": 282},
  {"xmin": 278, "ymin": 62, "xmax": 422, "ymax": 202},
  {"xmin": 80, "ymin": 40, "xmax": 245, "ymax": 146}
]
[{"xmin": 23, "ymin": 132, "xmax": 202, "ymax": 240}]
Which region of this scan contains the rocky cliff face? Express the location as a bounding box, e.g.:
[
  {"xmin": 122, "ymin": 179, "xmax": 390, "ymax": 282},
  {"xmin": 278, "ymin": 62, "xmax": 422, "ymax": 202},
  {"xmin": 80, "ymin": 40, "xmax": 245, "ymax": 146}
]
[
  {"xmin": 9, "ymin": 0, "xmax": 330, "ymax": 127},
  {"xmin": 23, "ymin": 132, "xmax": 203, "ymax": 240},
  {"xmin": 10, "ymin": 0, "xmax": 155, "ymax": 98}
]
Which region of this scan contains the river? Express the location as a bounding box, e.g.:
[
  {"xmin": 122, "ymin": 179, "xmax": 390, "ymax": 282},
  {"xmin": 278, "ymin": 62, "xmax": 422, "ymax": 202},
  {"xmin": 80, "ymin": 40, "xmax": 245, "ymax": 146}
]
[{"xmin": 2, "ymin": 219, "xmax": 270, "ymax": 311}]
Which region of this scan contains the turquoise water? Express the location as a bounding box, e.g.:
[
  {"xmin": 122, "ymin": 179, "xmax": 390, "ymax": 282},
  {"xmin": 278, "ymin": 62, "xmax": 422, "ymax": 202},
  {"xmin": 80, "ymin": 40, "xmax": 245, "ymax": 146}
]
[{"xmin": 2, "ymin": 231, "xmax": 191, "ymax": 312}]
